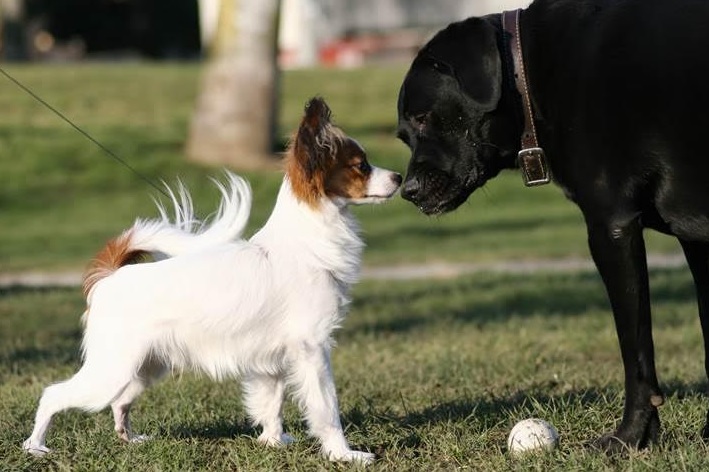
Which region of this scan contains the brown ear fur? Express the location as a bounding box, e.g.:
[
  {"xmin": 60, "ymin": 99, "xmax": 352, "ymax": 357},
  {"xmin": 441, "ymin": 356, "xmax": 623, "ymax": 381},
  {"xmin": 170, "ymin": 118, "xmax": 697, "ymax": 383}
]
[{"xmin": 286, "ymin": 97, "xmax": 344, "ymax": 206}]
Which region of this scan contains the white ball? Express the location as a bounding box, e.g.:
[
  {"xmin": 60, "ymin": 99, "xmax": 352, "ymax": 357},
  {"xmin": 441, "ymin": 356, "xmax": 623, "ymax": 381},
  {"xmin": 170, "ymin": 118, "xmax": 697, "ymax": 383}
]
[{"xmin": 507, "ymin": 418, "xmax": 559, "ymax": 454}]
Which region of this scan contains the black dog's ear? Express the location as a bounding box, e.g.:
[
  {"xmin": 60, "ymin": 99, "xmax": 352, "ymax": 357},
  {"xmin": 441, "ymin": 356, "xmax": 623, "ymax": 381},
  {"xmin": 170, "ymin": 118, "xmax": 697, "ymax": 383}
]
[{"xmin": 423, "ymin": 17, "xmax": 502, "ymax": 111}]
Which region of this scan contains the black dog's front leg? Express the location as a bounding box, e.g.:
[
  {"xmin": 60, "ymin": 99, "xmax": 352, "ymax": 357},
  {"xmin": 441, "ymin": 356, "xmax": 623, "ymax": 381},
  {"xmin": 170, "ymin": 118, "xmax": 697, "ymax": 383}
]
[{"xmin": 586, "ymin": 217, "xmax": 664, "ymax": 452}]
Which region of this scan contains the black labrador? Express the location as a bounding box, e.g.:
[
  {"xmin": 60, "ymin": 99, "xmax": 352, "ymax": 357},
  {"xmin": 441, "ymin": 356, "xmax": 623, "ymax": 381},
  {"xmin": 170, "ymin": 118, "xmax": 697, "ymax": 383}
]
[{"xmin": 397, "ymin": 0, "xmax": 709, "ymax": 452}]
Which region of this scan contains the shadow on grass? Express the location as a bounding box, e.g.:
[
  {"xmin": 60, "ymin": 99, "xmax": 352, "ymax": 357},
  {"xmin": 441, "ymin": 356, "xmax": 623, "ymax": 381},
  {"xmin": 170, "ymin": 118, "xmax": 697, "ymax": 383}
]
[
  {"xmin": 351, "ymin": 266, "xmax": 696, "ymax": 336},
  {"xmin": 0, "ymin": 285, "xmax": 78, "ymax": 298},
  {"xmin": 165, "ymin": 418, "xmax": 254, "ymax": 440},
  {"xmin": 5, "ymin": 343, "xmax": 82, "ymax": 368},
  {"xmin": 350, "ymin": 379, "xmax": 709, "ymax": 453}
]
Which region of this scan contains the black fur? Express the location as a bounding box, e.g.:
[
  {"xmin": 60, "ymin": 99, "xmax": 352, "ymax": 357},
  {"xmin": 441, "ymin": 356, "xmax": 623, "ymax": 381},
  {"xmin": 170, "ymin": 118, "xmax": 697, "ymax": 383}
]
[{"xmin": 398, "ymin": 0, "xmax": 709, "ymax": 452}]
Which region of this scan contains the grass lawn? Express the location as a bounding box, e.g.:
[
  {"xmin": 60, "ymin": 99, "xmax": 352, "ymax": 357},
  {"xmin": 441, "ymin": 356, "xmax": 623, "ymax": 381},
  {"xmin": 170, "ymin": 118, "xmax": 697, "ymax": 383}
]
[
  {"xmin": 1, "ymin": 64, "xmax": 704, "ymax": 470},
  {"xmin": 2, "ymin": 268, "xmax": 709, "ymax": 470},
  {"xmin": 0, "ymin": 64, "xmax": 681, "ymax": 273}
]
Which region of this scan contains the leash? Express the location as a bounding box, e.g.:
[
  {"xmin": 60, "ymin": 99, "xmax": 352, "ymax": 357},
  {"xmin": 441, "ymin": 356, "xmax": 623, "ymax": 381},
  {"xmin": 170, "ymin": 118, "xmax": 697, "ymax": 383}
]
[{"xmin": 0, "ymin": 66, "xmax": 171, "ymax": 199}]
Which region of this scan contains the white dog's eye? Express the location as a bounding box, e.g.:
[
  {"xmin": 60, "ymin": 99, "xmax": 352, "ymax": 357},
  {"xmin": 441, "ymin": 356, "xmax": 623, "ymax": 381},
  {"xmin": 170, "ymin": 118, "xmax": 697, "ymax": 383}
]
[{"xmin": 354, "ymin": 161, "xmax": 371, "ymax": 173}]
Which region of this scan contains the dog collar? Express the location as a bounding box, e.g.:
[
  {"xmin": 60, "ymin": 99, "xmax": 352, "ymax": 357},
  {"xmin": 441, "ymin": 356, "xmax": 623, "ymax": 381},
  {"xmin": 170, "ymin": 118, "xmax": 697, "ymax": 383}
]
[{"xmin": 502, "ymin": 9, "xmax": 551, "ymax": 187}]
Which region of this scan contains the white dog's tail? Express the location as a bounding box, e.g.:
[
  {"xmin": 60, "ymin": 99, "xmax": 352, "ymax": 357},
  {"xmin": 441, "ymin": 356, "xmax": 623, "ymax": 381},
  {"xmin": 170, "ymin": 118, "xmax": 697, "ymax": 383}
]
[{"xmin": 82, "ymin": 172, "xmax": 252, "ymax": 297}]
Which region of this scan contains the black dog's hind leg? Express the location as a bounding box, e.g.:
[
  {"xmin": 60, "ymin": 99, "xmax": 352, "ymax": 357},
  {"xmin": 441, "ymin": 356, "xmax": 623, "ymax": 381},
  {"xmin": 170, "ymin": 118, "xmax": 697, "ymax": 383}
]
[
  {"xmin": 587, "ymin": 217, "xmax": 664, "ymax": 453},
  {"xmin": 679, "ymin": 239, "xmax": 709, "ymax": 439}
]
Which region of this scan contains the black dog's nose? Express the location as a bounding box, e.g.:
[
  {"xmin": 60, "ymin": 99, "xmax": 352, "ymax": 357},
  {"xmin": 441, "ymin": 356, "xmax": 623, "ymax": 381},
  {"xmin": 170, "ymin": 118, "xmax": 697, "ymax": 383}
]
[{"xmin": 401, "ymin": 177, "xmax": 420, "ymax": 202}]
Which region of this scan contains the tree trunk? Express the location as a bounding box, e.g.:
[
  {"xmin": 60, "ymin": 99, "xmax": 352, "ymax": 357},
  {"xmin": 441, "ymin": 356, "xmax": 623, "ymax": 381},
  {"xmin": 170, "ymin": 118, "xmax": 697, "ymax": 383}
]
[
  {"xmin": 187, "ymin": 0, "xmax": 281, "ymax": 169},
  {"xmin": 0, "ymin": 0, "xmax": 27, "ymax": 61}
]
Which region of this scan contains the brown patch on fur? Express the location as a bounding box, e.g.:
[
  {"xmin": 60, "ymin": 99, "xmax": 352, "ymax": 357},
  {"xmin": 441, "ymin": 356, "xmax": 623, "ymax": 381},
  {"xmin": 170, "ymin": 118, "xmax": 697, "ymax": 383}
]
[
  {"xmin": 323, "ymin": 141, "xmax": 370, "ymax": 199},
  {"xmin": 286, "ymin": 135, "xmax": 327, "ymax": 206},
  {"xmin": 82, "ymin": 230, "xmax": 149, "ymax": 298},
  {"xmin": 286, "ymin": 97, "xmax": 371, "ymax": 206}
]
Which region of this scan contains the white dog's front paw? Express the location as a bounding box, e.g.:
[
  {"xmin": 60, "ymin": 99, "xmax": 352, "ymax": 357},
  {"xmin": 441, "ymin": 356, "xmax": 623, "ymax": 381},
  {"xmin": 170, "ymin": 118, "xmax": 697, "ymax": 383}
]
[
  {"xmin": 258, "ymin": 432, "xmax": 296, "ymax": 447},
  {"xmin": 128, "ymin": 434, "xmax": 151, "ymax": 444},
  {"xmin": 118, "ymin": 429, "xmax": 151, "ymax": 444},
  {"xmin": 326, "ymin": 449, "xmax": 375, "ymax": 465},
  {"xmin": 23, "ymin": 439, "xmax": 50, "ymax": 456}
]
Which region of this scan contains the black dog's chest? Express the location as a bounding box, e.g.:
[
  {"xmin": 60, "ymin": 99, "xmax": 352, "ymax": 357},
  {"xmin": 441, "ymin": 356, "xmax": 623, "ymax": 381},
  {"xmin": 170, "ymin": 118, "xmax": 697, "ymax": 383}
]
[{"xmin": 555, "ymin": 156, "xmax": 709, "ymax": 242}]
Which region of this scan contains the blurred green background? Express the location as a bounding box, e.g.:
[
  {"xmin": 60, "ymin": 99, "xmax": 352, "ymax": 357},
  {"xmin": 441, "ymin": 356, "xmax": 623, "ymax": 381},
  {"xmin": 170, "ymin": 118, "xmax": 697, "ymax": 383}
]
[{"xmin": 0, "ymin": 64, "xmax": 681, "ymax": 273}]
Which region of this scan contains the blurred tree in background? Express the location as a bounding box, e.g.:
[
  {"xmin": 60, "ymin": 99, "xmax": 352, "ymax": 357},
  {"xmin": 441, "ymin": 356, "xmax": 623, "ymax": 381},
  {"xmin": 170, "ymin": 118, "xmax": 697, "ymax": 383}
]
[
  {"xmin": 187, "ymin": 0, "xmax": 282, "ymax": 170},
  {"xmin": 0, "ymin": 0, "xmax": 27, "ymax": 60}
]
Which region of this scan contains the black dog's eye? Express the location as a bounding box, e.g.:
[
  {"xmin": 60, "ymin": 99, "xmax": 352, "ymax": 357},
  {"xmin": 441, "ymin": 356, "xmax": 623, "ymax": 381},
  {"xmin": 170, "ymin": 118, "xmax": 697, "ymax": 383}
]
[
  {"xmin": 412, "ymin": 113, "xmax": 430, "ymax": 137},
  {"xmin": 426, "ymin": 55, "xmax": 454, "ymax": 77}
]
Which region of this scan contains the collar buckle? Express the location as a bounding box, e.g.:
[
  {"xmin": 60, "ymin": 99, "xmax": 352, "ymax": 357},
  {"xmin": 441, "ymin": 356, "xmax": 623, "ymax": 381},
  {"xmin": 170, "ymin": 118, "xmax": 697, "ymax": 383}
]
[{"xmin": 518, "ymin": 147, "xmax": 550, "ymax": 187}]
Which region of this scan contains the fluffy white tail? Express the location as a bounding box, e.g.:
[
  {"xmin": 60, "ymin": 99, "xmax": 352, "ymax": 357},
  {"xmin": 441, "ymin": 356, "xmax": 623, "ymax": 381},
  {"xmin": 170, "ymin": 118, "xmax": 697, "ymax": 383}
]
[
  {"xmin": 83, "ymin": 171, "xmax": 252, "ymax": 296},
  {"xmin": 144, "ymin": 171, "xmax": 252, "ymax": 258}
]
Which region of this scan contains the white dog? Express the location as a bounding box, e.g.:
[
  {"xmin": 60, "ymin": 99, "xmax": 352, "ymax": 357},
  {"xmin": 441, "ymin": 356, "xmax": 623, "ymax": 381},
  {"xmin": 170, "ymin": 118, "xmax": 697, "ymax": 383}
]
[{"xmin": 23, "ymin": 97, "xmax": 401, "ymax": 464}]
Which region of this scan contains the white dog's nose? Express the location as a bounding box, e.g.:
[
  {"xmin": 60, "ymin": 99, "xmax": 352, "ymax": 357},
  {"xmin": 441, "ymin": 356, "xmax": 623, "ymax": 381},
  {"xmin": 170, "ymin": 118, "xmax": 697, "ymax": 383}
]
[
  {"xmin": 391, "ymin": 172, "xmax": 403, "ymax": 187},
  {"xmin": 368, "ymin": 167, "xmax": 402, "ymax": 199}
]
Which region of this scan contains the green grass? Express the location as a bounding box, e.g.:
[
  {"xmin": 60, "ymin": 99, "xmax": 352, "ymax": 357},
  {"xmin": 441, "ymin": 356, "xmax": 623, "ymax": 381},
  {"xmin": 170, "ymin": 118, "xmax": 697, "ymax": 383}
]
[
  {"xmin": 1, "ymin": 64, "xmax": 703, "ymax": 470},
  {"xmin": 2, "ymin": 268, "xmax": 709, "ymax": 470},
  {"xmin": 0, "ymin": 64, "xmax": 682, "ymax": 273}
]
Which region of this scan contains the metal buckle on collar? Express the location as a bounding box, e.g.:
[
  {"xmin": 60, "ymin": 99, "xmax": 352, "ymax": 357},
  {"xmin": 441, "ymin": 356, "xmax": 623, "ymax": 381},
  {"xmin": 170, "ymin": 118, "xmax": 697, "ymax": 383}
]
[{"xmin": 518, "ymin": 147, "xmax": 551, "ymax": 187}]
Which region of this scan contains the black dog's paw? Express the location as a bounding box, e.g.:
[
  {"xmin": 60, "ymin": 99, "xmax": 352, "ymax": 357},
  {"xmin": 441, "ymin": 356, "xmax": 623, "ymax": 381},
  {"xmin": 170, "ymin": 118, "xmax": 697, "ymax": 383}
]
[
  {"xmin": 589, "ymin": 433, "xmax": 633, "ymax": 456},
  {"xmin": 590, "ymin": 409, "xmax": 660, "ymax": 455},
  {"xmin": 701, "ymin": 422, "xmax": 709, "ymax": 441}
]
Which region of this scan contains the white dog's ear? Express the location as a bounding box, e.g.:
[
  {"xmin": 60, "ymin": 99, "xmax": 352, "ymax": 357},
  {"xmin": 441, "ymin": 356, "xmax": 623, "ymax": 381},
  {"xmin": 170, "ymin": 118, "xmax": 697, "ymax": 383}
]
[
  {"xmin": 295, "ymin": 97, "xmax": 334, "ymax": 176},
  {"xmin": 301, "ymin": 96, "xmax": 332, "ymax": 134},
  {"xmin": 287, "ymin": 97, "xmax": 341, "ymax": 206}
]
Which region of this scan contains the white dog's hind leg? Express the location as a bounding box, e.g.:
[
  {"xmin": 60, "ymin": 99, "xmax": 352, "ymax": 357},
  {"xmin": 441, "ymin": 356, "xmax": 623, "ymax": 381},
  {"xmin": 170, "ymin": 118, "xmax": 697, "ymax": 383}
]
[
  {"xmin": 111, "ymin": 360, "xmax": 167, "ymax": 442},
  {"xmin": 111, "ymin": 358, "xmax": 166, "ymax": 443},
  {"xmin": 23, "ymin": 365, "xmax": 132, "ymax": 455},
  {"xmin": 289, "ymin": 344, "xmax": 374, "ymax": 465},
  {"xmin": 111, "ymin": 380, "xmax": 145, "ymax": 443},
  {"xmin": 243, "ymin": 373, "xmax": 294, "ymax": 446}
]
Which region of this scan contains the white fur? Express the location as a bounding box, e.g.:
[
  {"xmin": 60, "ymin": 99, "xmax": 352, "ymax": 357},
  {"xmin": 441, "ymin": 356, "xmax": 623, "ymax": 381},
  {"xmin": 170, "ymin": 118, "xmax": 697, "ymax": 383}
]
[
  {"xmin": 23, "ymin": 169, "xmax": 400, "ymax": 464},
  {"xmin": 354, "ymin": 165, "xmax": 406, "ymax": 204},
  {"xmin": 138, "ymin": 172, "xmax": 253, "ymax": 260}
]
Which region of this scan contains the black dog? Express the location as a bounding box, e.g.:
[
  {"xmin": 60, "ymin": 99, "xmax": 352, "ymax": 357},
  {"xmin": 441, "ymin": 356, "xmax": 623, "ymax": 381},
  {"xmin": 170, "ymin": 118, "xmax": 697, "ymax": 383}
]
[{"xmin": 397, "ymin": 0, "xmax": 709, "ymax": 452}]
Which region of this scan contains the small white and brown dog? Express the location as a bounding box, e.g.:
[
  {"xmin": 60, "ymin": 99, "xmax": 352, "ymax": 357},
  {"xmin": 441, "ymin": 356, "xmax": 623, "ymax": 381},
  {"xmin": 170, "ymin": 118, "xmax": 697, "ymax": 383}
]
[{"xmin": 23, "ymin": 97, "xmax": 401, "ymax": 464}]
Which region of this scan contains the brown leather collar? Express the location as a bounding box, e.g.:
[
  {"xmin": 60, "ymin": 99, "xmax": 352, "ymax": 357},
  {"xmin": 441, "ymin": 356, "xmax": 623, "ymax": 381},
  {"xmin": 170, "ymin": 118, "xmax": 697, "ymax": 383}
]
[{"xmin": 502, "ymin": 9, "xmax": 551, "ymax": 186}]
